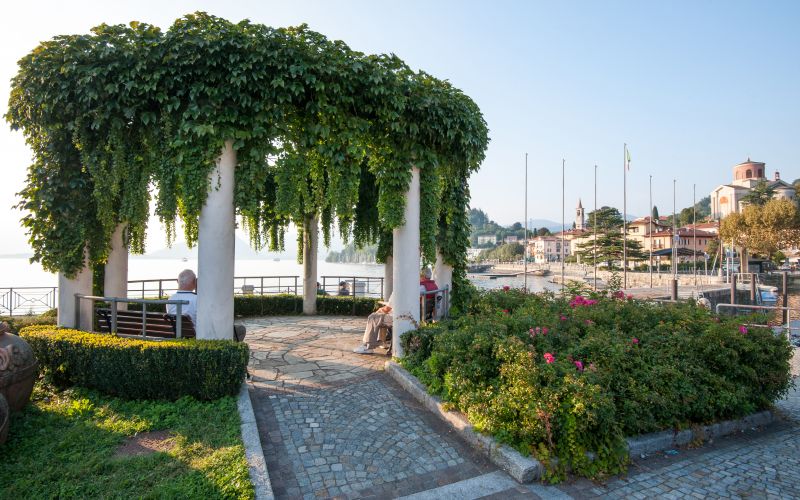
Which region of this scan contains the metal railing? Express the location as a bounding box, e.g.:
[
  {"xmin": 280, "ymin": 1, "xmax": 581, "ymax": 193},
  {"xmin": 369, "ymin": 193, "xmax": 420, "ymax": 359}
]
[
  {"xmin": 75, "ymin": 294, "xmax": 190, "ymax": 339},
  {"xmin": 127, "ymin": 275, "xmax": 305, "ymax": 299},
  {"xmin": 714, "ymin": 303, "xmax": 795, "ymax": 337},
  {"xmin": 0, "ymin": 287, "xmax": 58, "ymax": 316},
  {"xmin": 421, "ymin": 286, "xmax": 450, "ymax": 322}
]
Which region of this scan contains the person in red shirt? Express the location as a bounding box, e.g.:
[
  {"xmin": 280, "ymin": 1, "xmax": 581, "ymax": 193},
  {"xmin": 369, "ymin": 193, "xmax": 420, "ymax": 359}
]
[{"xmin": 419, "ymin": 268, "xmax": 438, "ymax": 320}]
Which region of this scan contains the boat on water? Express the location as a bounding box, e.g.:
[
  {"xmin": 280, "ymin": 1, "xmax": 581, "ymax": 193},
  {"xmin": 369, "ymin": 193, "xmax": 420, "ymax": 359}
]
[
  {"xmin": 530, "ymin": 269, "xmax": 550, "ymax": 277},
  {"xmin": 468, "ymin": 263, "xmax": 493, "ymax": 273}
]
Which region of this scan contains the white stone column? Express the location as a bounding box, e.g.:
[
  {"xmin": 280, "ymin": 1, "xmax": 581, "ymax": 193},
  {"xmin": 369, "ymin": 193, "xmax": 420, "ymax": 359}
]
[
  {"xmin": 302, "ymin": 215, "xmax": 319, "ymax": 315},
  {"xmin": 391, "ymin": 167, "xmax": 421, "ymax": 357},
  {"xmin": 58, "ymin": 254, "xmax": 93, "ymax": 331},
  {"xmin": 383, "ymin": 256, "xmax": 394, "ymax": 300},
  {"xmin": 433, "ymin": 251, "xmax": 452, "ymax": 317},
  {"xmin": 104, "ymin": 224, "xmax": 128, "ymax": 310},
  {"xmin": 197, "ymin": 140, "xmax": 236, "ymax": 340}
]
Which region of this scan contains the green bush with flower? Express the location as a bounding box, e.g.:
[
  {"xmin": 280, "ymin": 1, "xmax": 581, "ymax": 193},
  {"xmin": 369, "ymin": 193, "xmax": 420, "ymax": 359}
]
[{"xmin": 400, "ymin": 287, "xmax": 793, "ymax": 481}]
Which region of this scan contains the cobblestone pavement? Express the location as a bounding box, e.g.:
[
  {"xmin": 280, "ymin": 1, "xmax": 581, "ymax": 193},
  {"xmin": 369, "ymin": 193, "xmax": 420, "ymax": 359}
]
[
  {"xmin": 244, "ymin": 317, "xmax": 800, "ymax": 499},
  {"xmin": 243, "ymin": 316, "xmax": 496, "ymax": 499}
]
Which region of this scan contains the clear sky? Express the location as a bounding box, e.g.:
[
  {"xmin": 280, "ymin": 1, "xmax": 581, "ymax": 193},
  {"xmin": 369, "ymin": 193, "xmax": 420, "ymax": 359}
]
[{"xmin": 1, "ymin": 0, "xmax": 798, "ymax": 254}]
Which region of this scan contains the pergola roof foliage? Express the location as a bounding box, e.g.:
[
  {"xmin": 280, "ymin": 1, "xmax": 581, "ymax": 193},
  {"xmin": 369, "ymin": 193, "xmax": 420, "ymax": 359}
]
[{"xmin": 6, "ymin": 12, "xmax": 489, "ymax": 297}]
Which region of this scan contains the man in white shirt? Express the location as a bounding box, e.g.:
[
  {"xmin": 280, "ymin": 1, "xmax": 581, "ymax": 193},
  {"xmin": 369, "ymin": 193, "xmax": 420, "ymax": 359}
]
[
  {"xmin": 167, "ymin": 269, "xmax": 246, "ymax": 341},
  {"xmin": 167, "ymin": 269, "xmax": 198, "ymax": 326},
  {"xmin": 353, "ymin": 293, "xmax": 393, "ymax": 354}
]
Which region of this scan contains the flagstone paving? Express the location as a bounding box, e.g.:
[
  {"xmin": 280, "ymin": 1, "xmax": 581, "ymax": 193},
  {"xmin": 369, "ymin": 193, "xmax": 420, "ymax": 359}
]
[{"xmin": 243, "ymin": 317, "xmax": 800, "ymax": 499}]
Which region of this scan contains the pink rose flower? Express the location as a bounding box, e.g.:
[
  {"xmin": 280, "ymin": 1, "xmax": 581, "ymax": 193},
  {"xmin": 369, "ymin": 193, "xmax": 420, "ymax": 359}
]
[
  {"xmin": 631, "ymin": 337, "xmax": 639, "ymax": 345},
  {"xmin": 502, "ymin": 309, "xmax": 509, "ymax": 314},
  {"xmin": 560, "ymin": 315, "xmax": 567, "ymax": 321},
  {"xmin": 739, "ymin": 325, "xmax": 748, "ymax": 335},
  {"xmin": 574, "ymin": 360, "xmax": 584, "ymax": 372},
  {"xmin": 544, "ymin": 352, "xmax": 555, "ymax": 364},
  {"xmin": 503, "ymin": 285, "xmax": 510, "ymax": 291},
  {"xmin": 542, "ymin": 327, "xmax": 549, "ymax": 335}
]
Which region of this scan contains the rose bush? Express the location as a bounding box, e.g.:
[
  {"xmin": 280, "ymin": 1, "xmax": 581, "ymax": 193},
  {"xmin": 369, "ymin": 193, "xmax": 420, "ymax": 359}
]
[{"xmin": 400, "ymin": 289, "xmax": 793, "ymax": 481}]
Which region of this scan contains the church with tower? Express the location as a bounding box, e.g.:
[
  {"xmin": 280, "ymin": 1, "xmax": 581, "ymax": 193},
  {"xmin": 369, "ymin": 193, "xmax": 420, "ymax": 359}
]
[{"xmin": 575, "ymin": 199, "xmax": 585, "ymax": 230}]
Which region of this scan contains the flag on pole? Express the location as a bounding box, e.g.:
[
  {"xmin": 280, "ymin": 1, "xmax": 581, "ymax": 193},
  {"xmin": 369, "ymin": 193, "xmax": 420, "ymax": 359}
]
[{"xmin": 626, "ymin": 147, "xmax": 631, "ymax": 169}]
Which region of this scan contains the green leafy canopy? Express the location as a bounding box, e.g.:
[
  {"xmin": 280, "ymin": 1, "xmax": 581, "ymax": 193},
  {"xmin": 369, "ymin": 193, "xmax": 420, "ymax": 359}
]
[{"xmin": 6, "ymin": 12, "xmax": 489, "ymax": 306}]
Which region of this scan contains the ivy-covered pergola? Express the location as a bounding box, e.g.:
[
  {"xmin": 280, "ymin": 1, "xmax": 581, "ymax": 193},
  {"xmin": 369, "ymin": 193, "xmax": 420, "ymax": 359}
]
[{"xmin": 6, "ymin": 13, "xmax": 488, "ymax": 355}]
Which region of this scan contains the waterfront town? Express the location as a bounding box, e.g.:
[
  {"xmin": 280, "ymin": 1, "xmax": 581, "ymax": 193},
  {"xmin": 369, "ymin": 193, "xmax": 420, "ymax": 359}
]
[{"xmin": 1, "ymin": 3, "xmax": 799, "ymax": 500}]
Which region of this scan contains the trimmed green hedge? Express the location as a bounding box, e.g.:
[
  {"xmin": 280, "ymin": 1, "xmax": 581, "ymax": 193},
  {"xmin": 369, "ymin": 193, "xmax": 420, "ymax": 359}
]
[
  {"xmin": 1, "ymin": 310, "xmax": 57, "ymax": 333},
  {"xmin": 20, "ymin": 326, "xmax": 248, "ymax": 401},
  {"xmin": 126, "ymin": 294, "xmax": 380, "ymax": 317}
]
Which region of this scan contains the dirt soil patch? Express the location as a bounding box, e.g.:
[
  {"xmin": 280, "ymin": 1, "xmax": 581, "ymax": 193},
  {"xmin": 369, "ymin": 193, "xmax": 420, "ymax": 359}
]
[{"xmin": 113, "ymin": 430, "xmax": 175, "ymax": 458}]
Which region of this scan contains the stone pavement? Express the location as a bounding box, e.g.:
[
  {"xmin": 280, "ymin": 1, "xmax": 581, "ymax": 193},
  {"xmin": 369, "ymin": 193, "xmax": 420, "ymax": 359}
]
[{"xmin": 243, "ymin": 316, "xmax": 800, "ymax": 499}]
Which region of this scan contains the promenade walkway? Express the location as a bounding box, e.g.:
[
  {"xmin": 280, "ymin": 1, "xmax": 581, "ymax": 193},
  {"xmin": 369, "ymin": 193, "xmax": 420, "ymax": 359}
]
[{"xmin": 243, "ymin": 316, "xmax": 800, "ymax": 499}]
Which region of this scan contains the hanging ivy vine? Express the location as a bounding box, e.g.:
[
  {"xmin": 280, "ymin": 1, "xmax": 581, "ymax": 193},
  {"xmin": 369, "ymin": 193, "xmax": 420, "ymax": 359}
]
[{"xmin": 6, "ymin": 12, "xmax": 489, "ymax": 305}]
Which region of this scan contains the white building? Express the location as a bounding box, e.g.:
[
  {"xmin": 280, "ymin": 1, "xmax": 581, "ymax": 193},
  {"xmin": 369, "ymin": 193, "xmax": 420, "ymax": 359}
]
[
  {"xmin": 710, "ymin": 159, "xmax": 795, "ymax": 219},
  {"xmin": 530, "ymin": 236, "xmax": 570, "ymax": 263}
]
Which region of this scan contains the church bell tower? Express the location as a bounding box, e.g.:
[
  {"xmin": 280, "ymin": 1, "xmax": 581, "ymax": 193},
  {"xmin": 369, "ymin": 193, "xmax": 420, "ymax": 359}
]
[{"xmin": 575, "ymin": 199, "xmax": 585, "ymax": 230}]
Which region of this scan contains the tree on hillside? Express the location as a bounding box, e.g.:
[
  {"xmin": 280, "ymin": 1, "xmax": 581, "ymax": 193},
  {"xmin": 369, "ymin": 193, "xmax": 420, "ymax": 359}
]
[
  {"xmin": 536, "ymin": 227, "xmax": 552, "ymax": 236},
  {"xmin": 469, "ymin": 208, "xmax": 491, "ymax": 230},
  {"xmin": 741, "ymin": 180, "xmax": 776, "ymax": 207},
  {"xmin": 510, "ymin": 222, "xmax": 523, "ymax": 231},
  {"xmin": 652, "ymin": 205, "xmax": 659, "ymax": 220},
  {"xmin": 479, "ymin": 243, "xmax": 524, "ymax": 261},
  {"xmin": 720, "ymin": 198, "xmax": 800, "ymax": 261}
]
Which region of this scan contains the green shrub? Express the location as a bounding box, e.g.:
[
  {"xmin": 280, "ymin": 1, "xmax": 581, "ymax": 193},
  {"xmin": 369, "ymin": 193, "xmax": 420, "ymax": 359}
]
[
  {"xmin": 126, "ymin": 294, "xmax": 379, "ymax": 317},
  {"xmin": 401, "ymin": 290, "xmax": 794, "ymax": 481},
  {"xmin": 1, "ymin": 311, "xmax": 57, "ymax": 333},
  {"xmin": 20, "ymin": 326, "xmax": 248, "ymax": 401}
]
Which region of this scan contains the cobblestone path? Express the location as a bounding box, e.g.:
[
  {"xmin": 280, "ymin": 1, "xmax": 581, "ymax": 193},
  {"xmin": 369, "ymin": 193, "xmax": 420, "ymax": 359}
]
[
  {"xmin": 244, "ymin": 317, "xmax": 800, "ymax": 499},
  {"xmin": 243, "ymin": 316, "xmax": 496, "ymax": 499}
]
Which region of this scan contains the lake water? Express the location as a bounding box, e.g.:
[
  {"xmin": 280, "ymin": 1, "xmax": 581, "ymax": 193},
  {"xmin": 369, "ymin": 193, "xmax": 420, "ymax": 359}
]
[{"xmin": 0, "ymin": 256, "xmax": 560, "ymax": 293}]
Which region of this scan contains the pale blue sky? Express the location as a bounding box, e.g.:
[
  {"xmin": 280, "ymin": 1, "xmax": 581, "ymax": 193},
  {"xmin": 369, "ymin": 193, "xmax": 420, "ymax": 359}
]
[{"xmin": 1, "ymin": 0, "xmax": 798, "ymax": 253}]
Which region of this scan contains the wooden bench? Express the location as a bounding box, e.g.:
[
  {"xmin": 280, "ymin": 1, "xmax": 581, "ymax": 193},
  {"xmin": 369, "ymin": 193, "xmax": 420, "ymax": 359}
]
[{"xmin": 96, "ymin": 309, "xmax": 196, "ymax": 339}]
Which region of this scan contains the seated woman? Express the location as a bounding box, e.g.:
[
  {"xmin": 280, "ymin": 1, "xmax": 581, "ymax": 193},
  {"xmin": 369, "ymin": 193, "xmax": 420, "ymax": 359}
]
[
  {"xmin": 353, "ymin": 293, "xmax": 393, "ymax": 354},
  {"xmin": 337, "ymin": 281, "xmax": 350, "ymax": 296}
]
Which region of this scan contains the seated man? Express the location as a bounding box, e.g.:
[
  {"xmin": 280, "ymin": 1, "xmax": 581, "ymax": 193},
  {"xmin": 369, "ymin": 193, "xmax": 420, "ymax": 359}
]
[
  {"xmin": 167, "ymin": 269, "xmax": 246, "ymax": 341},
  {"xmin": 353, "ymin": 293, "xmax": 393, "ymax": 354},
  {"xmin": 337, "ymin": 281, "xmax": 350, "ymax": 296}
]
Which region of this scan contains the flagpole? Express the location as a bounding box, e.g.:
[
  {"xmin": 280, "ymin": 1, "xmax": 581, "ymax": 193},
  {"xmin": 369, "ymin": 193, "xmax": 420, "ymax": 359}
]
[
  {"xmin": 524, "ymin": 153, "xmax": 528, "ymax": 291},
  {"xmin": 693, "ymin": 183, "xmax": 697, "ymax": 286},
  {"xmin": 561, "ymin": 158, "xmax": 565, "ymax": 293},
  {"xmin": 673, "ymin": 179, "xmax": 677, "ymax": 279},
  {"xmin": 649, "ymin": 174, "xmax": 653, "ymax": 288},
  {"xmin": 623, "ymin": 143, "xmax": 628, "ymax": 289},
  {"xmin": 594, "ymin": 164, "xmax": 598, "ymax": 291}
]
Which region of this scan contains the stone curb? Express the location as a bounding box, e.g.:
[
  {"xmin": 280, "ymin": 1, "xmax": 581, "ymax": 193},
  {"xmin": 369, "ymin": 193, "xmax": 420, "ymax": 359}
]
[
  {"xmin": 385, "ymin": 361, "xmax": 544, "ymax": 483},
  {"xmin": 625, "ymin": 409, "xmax": 775, "ymax": 457},
  {"xmin": 387, "ymin": 360, "xmax": 779, "ymax": 483},
  {"xmin": 237, "ymin": 383, "xmax": 274, "ymax": 500}
]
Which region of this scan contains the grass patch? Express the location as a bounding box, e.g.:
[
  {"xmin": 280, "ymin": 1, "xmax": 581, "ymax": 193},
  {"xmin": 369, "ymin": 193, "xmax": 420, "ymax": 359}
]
[{"xmin": 0, "ymin": 381, "xmax": 253, "ymax": 499}]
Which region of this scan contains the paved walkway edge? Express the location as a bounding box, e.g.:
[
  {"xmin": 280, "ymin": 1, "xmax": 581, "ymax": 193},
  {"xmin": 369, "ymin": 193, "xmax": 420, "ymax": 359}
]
[
  {"xmin": 385, "ymin": 360, "xmax": 543, "ymax": 483},
  {"xmin": 625, "ymin": 409, "xmax": 775, "ymax": 457},
  {"xmin": 237, "ymin": 383, "xmax": 275, "ymax": 500}
]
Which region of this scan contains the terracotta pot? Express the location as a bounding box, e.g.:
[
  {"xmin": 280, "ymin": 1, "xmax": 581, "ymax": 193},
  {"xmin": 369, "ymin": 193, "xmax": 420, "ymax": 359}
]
[
  {"xmin": 0, "ymin": 394, "xmax": 8, "ymax": 445},
  {"xmin": 0, "ymin": 323, "xmax": 39, "ymax": 412}
]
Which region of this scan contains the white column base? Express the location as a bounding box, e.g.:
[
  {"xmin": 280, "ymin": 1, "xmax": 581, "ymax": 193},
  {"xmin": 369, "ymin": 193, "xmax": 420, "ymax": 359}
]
[
  {"xmin": 302, "ymin": 216, "xmax": 319, "ymax": 315},
  {"xmin": 433, "ymin": 251, "xmax": 453, "ymax": 318},
  {"xmin": 197, "ymin": 140, "xmax": 236, "ymax": 340},
  {"xmin": 58, "ymin": 257, "xmax": 93, "ymax": 331},
  {"xmin": 104, "ymin": 224, "xmax": 129, "ymax": 310},
  {"xmin": 383, "ymin": 256, "xmax": 394, "ymax": 299},
  {"xmin": 391, "ymin": 167, "xmax": 421, "ymax": 357}
]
